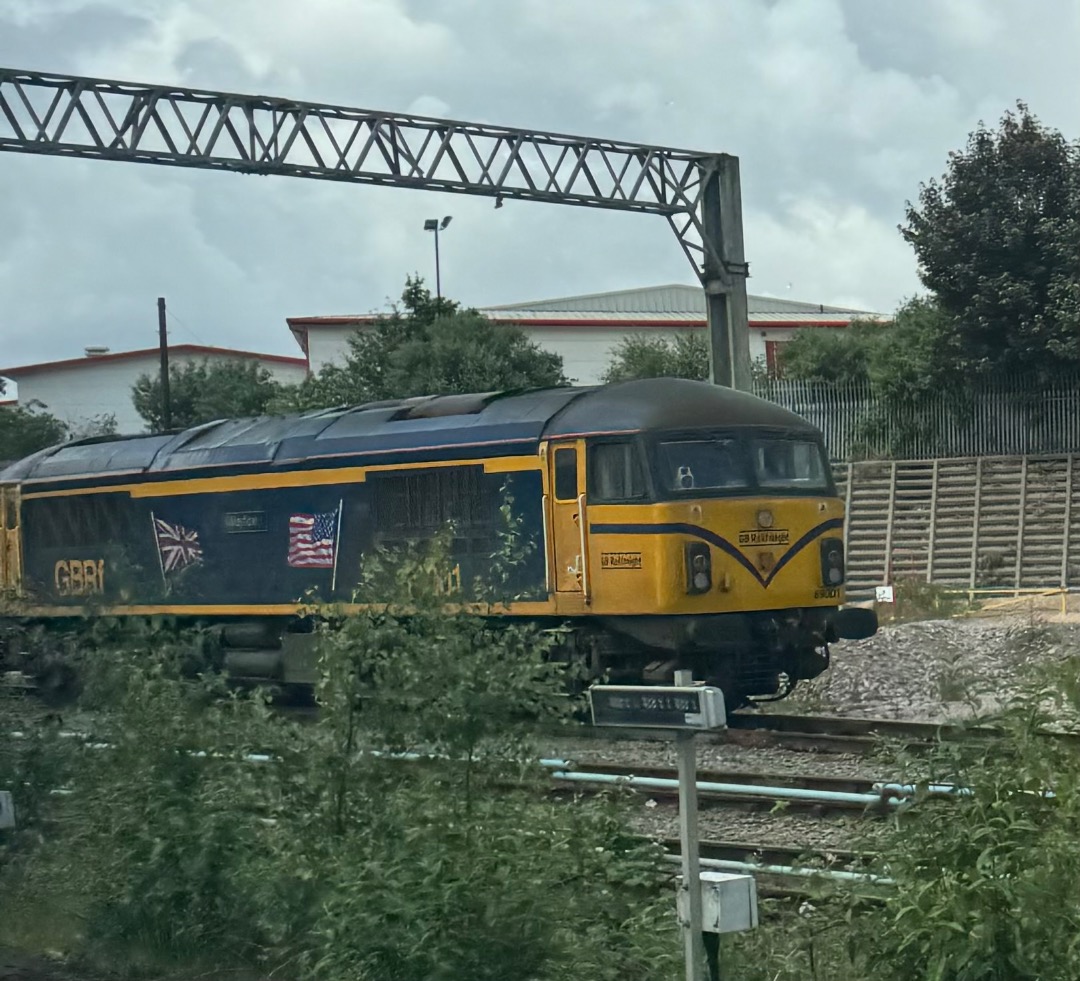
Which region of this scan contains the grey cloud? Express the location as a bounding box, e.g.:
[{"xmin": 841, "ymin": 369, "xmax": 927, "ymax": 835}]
[
  {"xmin": 174, "ymin": 37, "xmax": 266, "ymax": 92},
  {"xmin": 0, "ymin": 4, "xmax": 152, "ymax": 69},
  {"xmin": 2, "ymin": 0, "xmax": 1079, "ymax": 374}
]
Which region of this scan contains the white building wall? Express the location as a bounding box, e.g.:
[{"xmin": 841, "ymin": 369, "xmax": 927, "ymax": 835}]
[
  {"xmin": 302, "ymin": 323, "xmax": 773, "ymax": 387},
  {"xmin": 305, "ymin": 328, "xmax": 355, "ymax": 374},
  {"xmin": 11, "ymin": 354, "xmax": 307, "ymax": 435},
  {"xmin": 526, "ymin": 326, "xmax": 774, "ymax": 384}
]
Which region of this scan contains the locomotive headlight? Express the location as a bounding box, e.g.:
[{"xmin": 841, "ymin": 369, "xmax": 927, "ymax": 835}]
[
  {"xmin": 756, "ymin": 509, "xmax": 774, "ymax": 529},
  {"xmin": 685, "ymin": 542, "xmax": 712, "ymax": 594},
  {"xmin": 820, "ymin": 538, "xmax": 845, "ymax": 586}
]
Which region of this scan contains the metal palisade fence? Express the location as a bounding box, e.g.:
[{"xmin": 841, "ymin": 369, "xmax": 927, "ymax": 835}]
[{"xmin": 753, "ymin": 374, "xmax": 1080, "ymax": 461}]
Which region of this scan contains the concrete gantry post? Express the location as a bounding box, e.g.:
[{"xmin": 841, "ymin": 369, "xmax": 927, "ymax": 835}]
[{"xmin": 700, "ymin": 155, "xmax": 751, "ymax": 391}]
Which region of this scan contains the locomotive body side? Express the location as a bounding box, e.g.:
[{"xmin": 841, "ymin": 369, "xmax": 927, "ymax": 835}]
[{"xmin": 0, "ymin": 379, "xmax": 876, "ymax": 702}]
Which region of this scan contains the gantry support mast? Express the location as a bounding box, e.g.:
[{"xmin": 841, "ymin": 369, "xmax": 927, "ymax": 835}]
[{"xmin": 0, "ymin": 67, "xmax": 750, "ymax": 389}]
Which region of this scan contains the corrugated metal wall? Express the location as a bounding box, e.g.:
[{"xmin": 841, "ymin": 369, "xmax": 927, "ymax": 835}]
[{"xmin": 835, "ymin": 455, "xmax": 1080, "ymax": 599}]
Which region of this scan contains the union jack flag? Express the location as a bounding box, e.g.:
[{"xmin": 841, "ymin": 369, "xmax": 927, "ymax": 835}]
[
  {"xmin": 153, "ymin": 516, "xmax": 203, "ymax": 573},
  {"xmin": 288, "ymin": 509, "xmax": 339, "ymax": 569}
]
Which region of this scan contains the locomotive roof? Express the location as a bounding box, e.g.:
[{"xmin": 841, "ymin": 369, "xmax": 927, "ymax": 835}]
[{"xmin": 2, "ymin": 378, "xmax": 818, "ymax": 484}]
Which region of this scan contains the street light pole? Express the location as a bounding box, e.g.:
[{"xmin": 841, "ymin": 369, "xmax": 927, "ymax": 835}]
[
  {"xmin": 433, "ymin": 223, "xmax": 442, "ymax": 300},
  {"xmin": 423, "ymin": 215, "xmax": 452, "ymax": 302}
]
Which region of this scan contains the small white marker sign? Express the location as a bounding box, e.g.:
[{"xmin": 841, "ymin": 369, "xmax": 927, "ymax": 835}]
[{"xmin": 588, "ymin": 685, "xmax": 727, "ymax": 730}]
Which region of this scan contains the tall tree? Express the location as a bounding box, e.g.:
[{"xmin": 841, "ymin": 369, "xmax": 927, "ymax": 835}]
[
  {"xmin": 901, "ymin": 103, "xmax": 1080, "ymax": 377},
  {"xmin": 132, "ymin": 359, "xmax": 284, "ymax": 432},
  {"xmin": 777, "ymin": 297, "xmax": 949, "ymax": 393},
  {"xmin": 283, "ymin": 277, "xmax": 567, "ymax": 410},
  {"xmin": 0, "ymin": 405, "xmax": 68, "ymax": 462},
  {"xmin": 602, "ymin": 331, "xmax": 709, "ymax": 383}
]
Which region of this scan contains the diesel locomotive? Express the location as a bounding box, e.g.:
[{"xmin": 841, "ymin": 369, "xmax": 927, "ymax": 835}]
[{"xmin": 0, "ymin": 377, "xmax": 877, "ymax": 703}]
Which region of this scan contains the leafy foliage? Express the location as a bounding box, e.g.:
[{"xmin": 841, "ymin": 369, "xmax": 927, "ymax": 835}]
[
  {"xmin": 602, "ymin": 331, "xmax": 709, "ymax": 383},
  {"xmin": 132, "ymin": 358, "xmax": 284, "ymax": 432},
  {"xmin": 777, "ymin": 297, "xmax": 949, "ymax": 391},
  {"xmin": 0, "ymin": 404, "xmax": 68, "ymax": 463},
  {"xmin": 723, "ymin": 635, "xmax": 1080, "ymax": 981},
  {"xmin": 47, "ymin": 645, "xmax": 283, "ymax": 969},
  {"xmin": 901, "ymin": 102, "xmax": 1080, "ymax": 378},
  {"xmin": 3, "ymin": 545, "xmax": 679, "ymax": 980},
  {"xmin": 281, "ymin": 277, "xmax": 568, "ymax": 411},
  {"xmin": 769, "ymin": 105, "xmax": 1080, "ymax": 460},
  {"xmin": 851, "ymin": 671, "xmax": 1080, "ymax": 981},
  {"xmin": 773, "ymin": 298, "xmax": 989, "ymax": 459}
]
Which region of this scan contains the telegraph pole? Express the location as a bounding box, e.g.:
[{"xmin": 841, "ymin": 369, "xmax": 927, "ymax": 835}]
[{"xmin": 157, "ymin": 296, "xmax": 172, "ymax": 430}]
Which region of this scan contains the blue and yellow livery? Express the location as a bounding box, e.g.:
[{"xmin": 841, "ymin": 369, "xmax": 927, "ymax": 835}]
[{"xmin": 0, "ymin": 378, "xmax": 876, "ymax": 703}]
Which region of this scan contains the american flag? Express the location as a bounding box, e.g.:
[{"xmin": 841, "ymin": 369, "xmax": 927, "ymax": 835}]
[
  {"xmin": 153, "ymin": 517, "xmax": 203, "ymax": 573},
  {"xmin": 288, "ymin": 509, "xmax": 339, "ymax": 569}
]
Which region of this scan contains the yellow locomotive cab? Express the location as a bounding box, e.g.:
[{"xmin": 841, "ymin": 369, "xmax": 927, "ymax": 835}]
[{"xmin": 540, "ymin": 385, "xmax": 877, "ymax": 700}]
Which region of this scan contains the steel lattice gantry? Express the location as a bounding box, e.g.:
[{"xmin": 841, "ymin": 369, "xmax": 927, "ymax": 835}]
[{"xmin": 0, "ymin": 67, "xmax": 750, "ymax": 389}]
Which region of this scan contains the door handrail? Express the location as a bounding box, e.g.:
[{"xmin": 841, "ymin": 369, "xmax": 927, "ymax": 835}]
[{"xmin": 577, "ymin": 492, "xmax": 591, "ymax": 605}]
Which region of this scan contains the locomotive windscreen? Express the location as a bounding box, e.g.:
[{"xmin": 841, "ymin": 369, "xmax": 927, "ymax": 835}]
[
  {"xmin": 653, "ymin": 433, "xmax": 832, "ymax": 496},
  {"xmin": 749, "ymin": 436, "xmax": 830, "ymax": 491}
]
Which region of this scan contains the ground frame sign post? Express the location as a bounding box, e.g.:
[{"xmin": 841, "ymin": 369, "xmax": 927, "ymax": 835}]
[{"xmin": 588, "ymin": 671, "xmax": 752, "ymax": 981}]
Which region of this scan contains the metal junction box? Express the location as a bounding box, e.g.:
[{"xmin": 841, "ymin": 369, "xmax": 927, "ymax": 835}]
[{"xmin": 677, "ymin": 871, "xmax": 759, "ymax": 934}]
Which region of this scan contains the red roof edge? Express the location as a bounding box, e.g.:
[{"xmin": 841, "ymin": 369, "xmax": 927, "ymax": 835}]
[{"xmin": 1, "ymin": 344, "xmax": 308, "ymax": 378}]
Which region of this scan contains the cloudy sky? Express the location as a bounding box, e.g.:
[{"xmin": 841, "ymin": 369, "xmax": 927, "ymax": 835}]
[{"xmin": 2, "ymin": 0, "xmax": 1079, "ymax": 372}]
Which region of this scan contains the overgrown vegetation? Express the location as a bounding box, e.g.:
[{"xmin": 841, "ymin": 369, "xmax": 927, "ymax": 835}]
[
  {"xmin": 877, "ymin": 575, "xmax": 971, "ymax": 625},
  {"xmin": 132, "ymin": 357, "xmax": 285, "ymax": 432},
  {"xmin": 602, "ymin": 331, "xmax": 710, "ymax": 383},
  {"xmin": 278, "ymin": 277, "xmax": 568, "ymax": 412},
  {"xmin": 6, "ymin": 539, "xmax": 1080, "ymax": 980},
  {"xmin": 0, "ymin": 542, "xmax": 679, "ymax": 980},
  {"xmin": 724, "ymin": 635, "xmax": 1080, "ymax": 981}
]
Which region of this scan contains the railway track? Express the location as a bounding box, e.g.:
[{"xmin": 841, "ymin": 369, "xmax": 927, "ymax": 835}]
[
  {"xmin": 659, "ymin": 838, "xmax": 889, "ymax": 898},
  {"xmin": 9, "ymin": 657, "xmax": 1080, "ymax": 754},
  {"xmin": 558, "ymin": 711, "xmax": 1080, "ymax": 755}
]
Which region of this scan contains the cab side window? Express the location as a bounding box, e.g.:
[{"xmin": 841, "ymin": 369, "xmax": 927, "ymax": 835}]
[
  {"xmin": 588, "ymin": 442, "xmax": 647, "ymax": 502},
  {"xmin": 553, "ymin": 448, "xmax": 579, "ymax": 501}
]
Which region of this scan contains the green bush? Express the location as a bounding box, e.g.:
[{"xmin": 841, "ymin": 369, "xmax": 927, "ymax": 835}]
[
  {"xmin": 1, "ymin": 541, "xmax": 681, "ymax": 979},
  {"xmin": 882, "ymin": 574, "xmax": 970, "ymax": 623},
  {"xmin": 851, "ymin": 689, "xmax": 1080, "ymax": 981},
  {"xmin": 29, "ymin": 645, "xmax": 286, "ymax": 970},
  {"xmin": 723, "ymin": 642, "xmax": 1080, "ymax": 981}
]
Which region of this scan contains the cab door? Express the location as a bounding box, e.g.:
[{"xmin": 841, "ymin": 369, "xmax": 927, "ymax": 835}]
[
  {"xmin": 545, "ymin": 440, "xmax": 589, "ymax": 605},
  {"xmin": 0, "ymin": 484, "xmax": 21, "ymax": 594}
]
